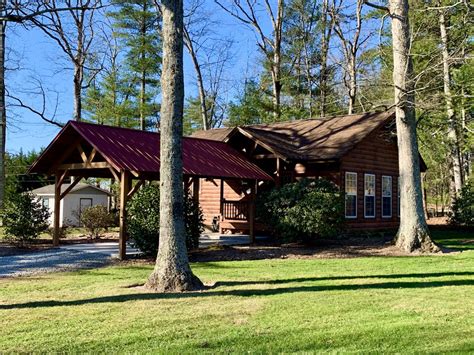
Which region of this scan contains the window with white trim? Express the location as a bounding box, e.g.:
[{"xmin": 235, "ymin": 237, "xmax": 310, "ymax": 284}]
[
  {"xmin": 345, "ymin": 172, "xmax": 357, "ymax": 218},
  {"xmin": 382, "ymin": 176, "xmax": 392, "ymax": 218},
  {"xmin": 364, "ymin": 174, "xmax": 375, "ymax": 218}
]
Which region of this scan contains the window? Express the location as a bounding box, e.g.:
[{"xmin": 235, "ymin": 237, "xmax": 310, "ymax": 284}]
[
  {"xmin": 79, "ymin": 198, "xmax": 93, "ymax": 214},
  {"xmin": 345, "ymin": 172, "xmax": 357, "ymax": 218},
  {"xmin": 364, "ymin": 174, "xmax": 375, "ymax": 218},
  {"xmin": 42, "ymin": 198, "xmax": 49, "ymax": 209},
  {"xmin": 382, "ymin": 176, "xmax": 392, "ymax": 218}
]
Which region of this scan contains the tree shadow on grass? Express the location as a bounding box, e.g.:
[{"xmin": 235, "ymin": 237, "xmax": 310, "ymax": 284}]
[{"xmin": 1, "ymin": 273, "xmax": 473, "ymax": 310}]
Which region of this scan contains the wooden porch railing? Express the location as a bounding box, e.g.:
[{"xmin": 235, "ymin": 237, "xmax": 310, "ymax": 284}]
[{"xmin": 222, "ymin": 200, "xmax": 251, "ymax": 221}]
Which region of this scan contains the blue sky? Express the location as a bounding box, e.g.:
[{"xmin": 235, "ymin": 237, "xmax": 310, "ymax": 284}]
[{"xmin": 6, "ymin": 1, "xmax": 265, "ymax": 154}]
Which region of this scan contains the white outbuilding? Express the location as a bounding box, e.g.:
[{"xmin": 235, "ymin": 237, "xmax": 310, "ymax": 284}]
[{"xmin": 31, "ymin": 183, "xmax": 112, "ymax": 227}]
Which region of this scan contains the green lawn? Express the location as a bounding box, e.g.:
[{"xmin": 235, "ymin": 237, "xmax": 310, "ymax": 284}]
[{"xmin": 1, "ymin": 233, "xmax": 473, "ymax": 353}]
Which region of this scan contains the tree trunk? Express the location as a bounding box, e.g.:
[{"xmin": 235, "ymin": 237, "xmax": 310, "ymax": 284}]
[
  {"xmin": 183, "ymin": 27, "xmax": 208, "ymax": 130},
  {"xmin": 390, "ymin": 0, "xmax": 439, "ymax": 253},
  {"xmin": 348, "ymin": 55, "xmax": 356, "ymax": 115},
  {"xmin": 439, "ymin": 9, "xmax": 462, "ymax": 197},
  {"xmin": 319, "ymin": 0, "xmax": 330, "ymax": 117},
  {"xmin": 73, "ymin": 63, "xmax": 82, "ymax": 121},
  {"xmin": 0, "ymin": 11, "xmax": 5, "ymax": 210},
  {"xmin": 146, "ymin": 0, "xmax": 203, "ymax": 292},
  {"xmin": 140, "ymin": 1, "xmax": 147, "ymax": 131}
]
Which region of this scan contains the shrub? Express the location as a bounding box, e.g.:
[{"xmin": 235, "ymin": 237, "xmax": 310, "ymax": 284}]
[
  {"xmin": 450, "ymin": 181, "xmax": 474, "ymax": 227},
  {"xmin": 1, "ymin": 192, "xmax": 50, "ymax": 246},
  {"xmin": 127, "ymin": 184, "xmax": 204, "ymax": 256},
  {"xmin": 257, "ymin": 178, "xmax": 344, "ymax": 242},
  {"xmin": 80, "ymin": 205, "xmax": 114, "ymax": 239}
]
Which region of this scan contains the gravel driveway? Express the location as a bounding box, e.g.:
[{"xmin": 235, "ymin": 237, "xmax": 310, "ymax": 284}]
[{"xmin": 0, "ymin": 235, "xmax": 253, "ymax": 278}]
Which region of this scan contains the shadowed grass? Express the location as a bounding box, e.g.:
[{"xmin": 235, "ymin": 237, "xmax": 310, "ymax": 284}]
[{"xmin": 0, "ymin": 230, "xmax": 473, "ymax": 353}]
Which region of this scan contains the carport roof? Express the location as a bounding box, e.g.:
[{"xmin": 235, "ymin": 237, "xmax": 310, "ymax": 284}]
[{"xmin": 29, "ymin": 121, "xmax": 272, "ymax": 181}]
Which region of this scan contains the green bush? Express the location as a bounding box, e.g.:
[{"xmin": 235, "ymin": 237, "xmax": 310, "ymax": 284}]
[
  {"xmin": 257, "ymin": 178, "xmax": 344, "ymax": 242},
  {"xmin": 450, "ymin": 181, "xmax": 474, "ymax": 226},
  {"xmin": 80, "ymin": 205, "xmax": 114, "ymax": 239},
  {"xmin": 127, "ymin": 184, "xmax": 203, "ymax": 256},
  {"xmin": 1, "ymin": 192, "xmax": 50, "ymax": 246}
]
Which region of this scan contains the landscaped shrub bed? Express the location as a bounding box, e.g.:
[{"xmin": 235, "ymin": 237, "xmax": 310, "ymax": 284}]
[{"xmin": 257, "ymin": 178, "xmax": 344, "ymax": 243}]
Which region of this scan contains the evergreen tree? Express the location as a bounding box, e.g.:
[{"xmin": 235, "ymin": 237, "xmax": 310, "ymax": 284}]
[{"xmin": 109, "ymin": 0, "xmax": 161, "ymax": 130}]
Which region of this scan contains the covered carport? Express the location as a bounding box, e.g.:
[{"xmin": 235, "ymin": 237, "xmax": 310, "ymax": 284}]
[{"xmin": 28, "ymin": 121, "xmax": 272, "ymax": 259}]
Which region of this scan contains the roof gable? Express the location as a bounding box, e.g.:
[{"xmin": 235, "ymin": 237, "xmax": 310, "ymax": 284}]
[
  {"xmin": 192, "ymin": 111, "xmax": 395, "ymax": 161},
  {"xmin": 29, "ymin": 121, "xmax": 272, "ymax": 181},
  {"xmin": 31, "ymin": 183, "xmax": 112, "ymax": 196}
]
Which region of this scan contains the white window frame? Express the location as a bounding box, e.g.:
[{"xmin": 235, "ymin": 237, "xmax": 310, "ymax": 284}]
[
  {"xmin": 382, "ymin": 175, "xmax": 392, "ymax": 218},
  {"xmin": 345, "ymin": 172, "xmax": 357, "ymax": 219},
  {"xmin": 364, "ymin": 174, "xmax": 376, "ymax": 218}
]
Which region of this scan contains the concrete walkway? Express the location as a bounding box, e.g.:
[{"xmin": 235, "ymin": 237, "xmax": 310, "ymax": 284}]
[{"xmin": 0, "ymin": 234, "xmax": 254, "ymax": 278}]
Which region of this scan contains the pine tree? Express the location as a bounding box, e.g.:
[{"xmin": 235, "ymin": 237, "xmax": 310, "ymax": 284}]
[{"xmin": 109, "ymin": 0, "xmax": 161, "ymax": 130}]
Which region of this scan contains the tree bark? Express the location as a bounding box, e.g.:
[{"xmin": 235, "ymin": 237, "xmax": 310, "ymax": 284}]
[
  {"xmin": 73, "ymin": 63, "xmax": 83, "ymax": 121},
  {"xmin": 390, "ymin": 0, "xmax": 439, "ymax": 253},
  {"xmin": 0, "ymin": 4, "xmax": 5, "ymax": 210},
  {"xmin": 439, "ymin": 8, "xmax": 462, "ymax": 197},
  {"xmin": 319, "ymin": 0, "xmax": 332, "ymax": 117},
  {"xmin": 146, "ymin": 0, "xmax": 203, "ymax": 292}
]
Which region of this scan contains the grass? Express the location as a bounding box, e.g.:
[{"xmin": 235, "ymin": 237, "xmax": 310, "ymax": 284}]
[{"xmin": 0, "ymin": 232, "xmax": 473, "ymax": 353}]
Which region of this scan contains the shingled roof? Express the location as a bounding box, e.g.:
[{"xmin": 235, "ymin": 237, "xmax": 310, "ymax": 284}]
[{"xmin": 192, "ymin": 111, "xmax": 395, "ymax": 162}]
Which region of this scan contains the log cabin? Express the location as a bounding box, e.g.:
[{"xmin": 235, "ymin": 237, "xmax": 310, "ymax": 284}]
[{"xmin": 191, "ymin": 111, "xmax": 427, "ymax": 233}]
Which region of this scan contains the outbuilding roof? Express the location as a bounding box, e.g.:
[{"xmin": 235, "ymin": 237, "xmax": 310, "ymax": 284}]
[
  {"xmin": 29, "ymin": 121, "xmax": 272, "ymax": 181},
  {"xmin": 192, "ymin": 111, "xmax": 395, "ymax": 161},
  {"xmin": 31, "ymin": 183, "xmax": 113, "ymax": 196}
]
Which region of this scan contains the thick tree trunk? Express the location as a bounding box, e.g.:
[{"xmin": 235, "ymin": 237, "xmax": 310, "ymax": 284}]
[
  {"xmin": 439, "ymin": 9, "xmax": 462, "ymax": 197},
  {"xmin": 348, "ymin": 56, "xmax": 357, "ymax": 115},
  {"xmin": 0, "ymin": 15, "xmax": 5, "ymax": 210},
  {"xmin": 146, "ymin": 0, "xmax": 203, "ymax": 292},
  {"xmin": 73, "ymin": 63, "xmax": 82, "ymax": 121},
  {"xmin": 390, "ymin": 0, "xmax": 439, "ymax": 253}
]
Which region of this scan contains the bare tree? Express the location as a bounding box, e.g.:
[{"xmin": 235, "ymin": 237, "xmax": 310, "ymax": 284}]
[
  {"xmin": 25, "ymin": 0, "xmax": 103, "ymax": 122},
  {"xmin": 215, "ymin": 0, "xmax": 284, "ymax": 120},
  {"xmin": 319, "ymin": 0, "xmax": 336, "ymax": 117},
  {"xmin": 331, "ymin": 0, "xmax": 370, "ymax": 115},
  {"xmin": 146, "ymin": 0, "xmax": 203, "ymax": 292},
  {"xmin": 0, "ymin": 0, "xmax": 98, "ymax": 209},
  {"xmin": 385, "ymin": 0, "xmax": 439, "ymax": 252},
  {"xmin": 184, "ymin": 0, "xmax": 233, "ymax": 130},
  {"xmin": 438, "ymin": 5, "xmax": 463, "ymax": 197}
]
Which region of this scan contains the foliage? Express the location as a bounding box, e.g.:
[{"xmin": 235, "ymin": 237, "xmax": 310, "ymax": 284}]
[
  {"xmin": 0, "ymin": 191, "xmax": 50, "ymax": 246},
  {"xmin": 80, "ymin": 205, "xmax": 115, "ymax": 239},
  {"xmin": 127, "ymin": 184, "xmax": 203, "ymax": 255},
  {"xmin": 450, "ymin": 181, "xmax": 474, "ymax": 227},
  {"xmin": 257, "ymin": 178, "xmax": 344, "ymax": 242},
  {"xmin": 5, "ymin": 150, "xmax": 48, "ymax": 199}
]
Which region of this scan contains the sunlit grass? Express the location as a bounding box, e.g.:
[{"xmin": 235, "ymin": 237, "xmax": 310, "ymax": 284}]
[{"xmin": 0, "ymin": 231, "xmax": 473, "ymax": 353}]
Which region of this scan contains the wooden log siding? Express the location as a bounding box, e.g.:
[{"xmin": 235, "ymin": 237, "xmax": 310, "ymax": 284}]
[
  {"xmin": 340, "ymin": 126, "xmax": 400, "ymax": 230},
  {"xmin": 199, "ymin": 178, "xmax": 250, "ymax": 231}
]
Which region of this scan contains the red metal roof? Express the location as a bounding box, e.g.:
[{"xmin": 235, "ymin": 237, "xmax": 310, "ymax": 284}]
[{"xmin": 29, "ymin": 121, "xmax": 272, "ymax": 181}]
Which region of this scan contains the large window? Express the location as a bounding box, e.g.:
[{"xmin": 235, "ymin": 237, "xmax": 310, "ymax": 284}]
[
  {"xmin": 382, "ymin": 176, "xmax": 392, "ymax": 218},
  {"xmin": 345, "ymin": 172, "xmax": 357, "ymax": 218},
  {"xmin": 364, "ymin": 174, "xmax": 375, "ymax": 218}
]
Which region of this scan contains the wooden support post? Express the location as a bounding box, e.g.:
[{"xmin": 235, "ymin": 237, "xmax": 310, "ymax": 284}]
[
  {"xmin": 53, "ymin": 173, "xmax": 62, "ymax": 246},
  {"xmin": 192, "ymin": 177, "xmax": 200, "ymax": 204},
  {"xmin": 276, "ymin": 158, "xmax": 281, "ymax": 187},
  {"xmin": 119, "ymin": 170, "xmax": 130, "ymax": 260},
  {"xmin": 249, "ymin": 180, "xmax": 256, "ymax": 244},
  {"xmin": 219, "ymin": 179, "xmax": 224, "ymax": 234}
]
